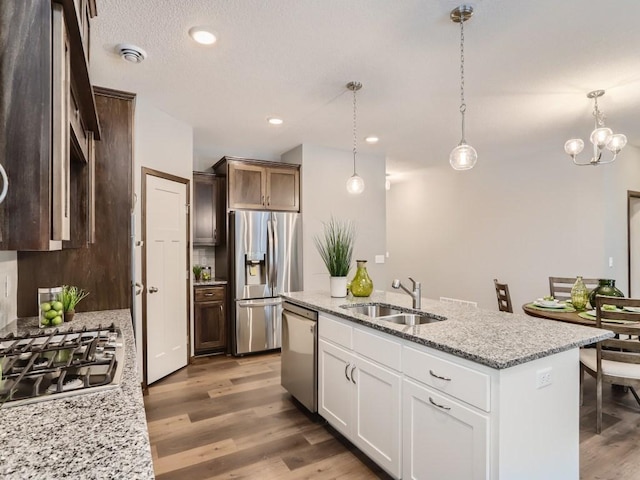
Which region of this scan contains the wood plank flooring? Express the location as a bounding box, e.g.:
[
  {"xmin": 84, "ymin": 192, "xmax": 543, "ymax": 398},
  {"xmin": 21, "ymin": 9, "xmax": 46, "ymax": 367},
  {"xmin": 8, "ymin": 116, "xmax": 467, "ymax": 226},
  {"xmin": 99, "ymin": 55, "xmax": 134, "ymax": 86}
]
[{"xmin": 144, "ymin": 353, "xmax": 640, "ymax": 479}]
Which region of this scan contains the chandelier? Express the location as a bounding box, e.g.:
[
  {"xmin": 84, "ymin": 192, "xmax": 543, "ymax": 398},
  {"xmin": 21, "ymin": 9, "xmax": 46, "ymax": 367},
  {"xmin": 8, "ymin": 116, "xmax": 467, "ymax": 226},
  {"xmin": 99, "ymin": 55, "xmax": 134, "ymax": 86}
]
[
  {"xmin": 346, "ymin": 81, "xmax": 365, "ymax": 194},
  {"xmin": 449, "ymin": 5, "xmax": 477, "ymax": 171},
  {"xmin": 564, "ymin": 90, "xmax": 627, "ymax": 166}
]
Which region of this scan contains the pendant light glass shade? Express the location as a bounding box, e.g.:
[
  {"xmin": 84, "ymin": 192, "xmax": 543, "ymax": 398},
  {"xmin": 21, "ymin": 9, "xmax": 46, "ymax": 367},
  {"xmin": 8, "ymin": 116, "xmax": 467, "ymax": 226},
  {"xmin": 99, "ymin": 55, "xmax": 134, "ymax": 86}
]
[
  {"xmin": 346, "ymin": 174, "xmax": 365, "ymax": 194},
  {"xmin": 449, "ymin": 143, "xmax": 478, "ymax": 170}
]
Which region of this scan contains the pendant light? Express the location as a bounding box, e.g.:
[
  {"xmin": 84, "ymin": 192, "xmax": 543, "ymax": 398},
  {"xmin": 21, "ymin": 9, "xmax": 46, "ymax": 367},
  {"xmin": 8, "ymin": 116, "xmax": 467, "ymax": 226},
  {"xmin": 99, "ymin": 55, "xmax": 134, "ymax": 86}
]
[
  {"xmin": 346, "ymin": 81, "xmax": 365, "ymax": 195},
  {"xmin": 449, "ymin": 5, "xmax": 477, "ymax": 171}
]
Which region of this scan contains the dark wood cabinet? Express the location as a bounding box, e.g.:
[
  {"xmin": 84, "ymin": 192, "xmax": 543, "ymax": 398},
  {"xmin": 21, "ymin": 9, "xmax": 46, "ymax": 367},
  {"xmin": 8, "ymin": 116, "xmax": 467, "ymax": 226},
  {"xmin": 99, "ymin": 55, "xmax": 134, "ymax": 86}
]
[
  {"xmin": 0, "ymin": 0, "xmax": 98, "ymax": 251},
  {"xmin": 194, "ymin": 285, "xmax": 227, "ymax": 354},
  {"xmin": 214, "ymin": 157, "xmax": 300, "ymax": 212},
  {"xmin": 193, "ymin": 172, "xmax": 220, "ymax": 246}
]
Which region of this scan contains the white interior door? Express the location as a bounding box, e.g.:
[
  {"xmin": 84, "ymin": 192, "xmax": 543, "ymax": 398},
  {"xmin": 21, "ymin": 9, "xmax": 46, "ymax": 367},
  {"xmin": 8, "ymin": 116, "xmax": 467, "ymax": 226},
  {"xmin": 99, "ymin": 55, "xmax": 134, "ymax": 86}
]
[
  {"xmin": 631, "ymin": 196, "xmax": 640, "ymax": 297},
  {"xmin": 145, "ymin": 174, "xmax": 188, "ymax": 384}
]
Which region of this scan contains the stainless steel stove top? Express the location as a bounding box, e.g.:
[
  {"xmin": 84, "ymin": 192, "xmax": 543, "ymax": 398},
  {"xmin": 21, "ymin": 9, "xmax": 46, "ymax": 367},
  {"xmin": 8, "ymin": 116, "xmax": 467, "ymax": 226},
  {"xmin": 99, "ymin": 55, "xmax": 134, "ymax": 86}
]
[{"xmin": 0, "ymin": 324, "xmax": 125, "ymax": 408}]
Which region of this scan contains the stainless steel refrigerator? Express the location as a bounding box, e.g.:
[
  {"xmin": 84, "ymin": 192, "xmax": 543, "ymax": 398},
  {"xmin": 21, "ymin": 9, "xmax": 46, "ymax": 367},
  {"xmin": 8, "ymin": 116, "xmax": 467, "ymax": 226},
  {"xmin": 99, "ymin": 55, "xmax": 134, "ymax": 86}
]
[{"xmin": 229, "ymin": 211, "xmax": 302, "ymax": 355}]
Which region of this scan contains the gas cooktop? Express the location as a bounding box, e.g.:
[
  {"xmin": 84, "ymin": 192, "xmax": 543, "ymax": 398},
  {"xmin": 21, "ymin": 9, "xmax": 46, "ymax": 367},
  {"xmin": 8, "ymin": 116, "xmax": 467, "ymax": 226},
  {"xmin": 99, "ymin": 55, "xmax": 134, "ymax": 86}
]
[{"xmin": 0, "ymin": 324, "xmax": 125, "ymax": 408}]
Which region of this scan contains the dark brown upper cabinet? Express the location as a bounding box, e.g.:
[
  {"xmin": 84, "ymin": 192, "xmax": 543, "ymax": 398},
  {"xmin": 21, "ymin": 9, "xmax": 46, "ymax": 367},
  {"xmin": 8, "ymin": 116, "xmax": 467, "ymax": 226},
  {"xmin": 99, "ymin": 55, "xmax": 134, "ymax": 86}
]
[
  {"xmin": 0, "ymin": 0, "xmax": 99, "ymax": 251},
  {"xmin": 213, "ymin": 157, "xmax": 300, "ymax": 212},
  {"xmin": 193, "ymin": 172, "xmax": 221, "ymax": 246}
]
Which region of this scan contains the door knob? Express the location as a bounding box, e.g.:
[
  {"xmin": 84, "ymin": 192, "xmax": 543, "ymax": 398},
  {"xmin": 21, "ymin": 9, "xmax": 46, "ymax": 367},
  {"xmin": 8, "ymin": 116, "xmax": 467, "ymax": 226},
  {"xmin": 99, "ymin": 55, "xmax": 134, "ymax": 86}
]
[{"xmin": 149, "ymin": 286, "xmax": 159, "ymax": 293}]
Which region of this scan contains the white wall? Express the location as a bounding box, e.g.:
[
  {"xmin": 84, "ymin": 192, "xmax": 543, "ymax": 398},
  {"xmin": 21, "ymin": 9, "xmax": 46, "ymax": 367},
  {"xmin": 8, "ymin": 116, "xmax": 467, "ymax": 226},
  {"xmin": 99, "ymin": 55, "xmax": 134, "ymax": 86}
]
[
  {"xmin": 133, "ymin": 96, "xmax": 193, "ymax": 376},
  {"xmin": 283, "ymin": 144, "xmax": 387, "ymax": 293},
  {"xmin": 0, "ymin": 251, "xmax": 17, "ymax": 329},
  {"xmin": 386, "ymin": 144, "xmax": 640, "ymax": 310}
]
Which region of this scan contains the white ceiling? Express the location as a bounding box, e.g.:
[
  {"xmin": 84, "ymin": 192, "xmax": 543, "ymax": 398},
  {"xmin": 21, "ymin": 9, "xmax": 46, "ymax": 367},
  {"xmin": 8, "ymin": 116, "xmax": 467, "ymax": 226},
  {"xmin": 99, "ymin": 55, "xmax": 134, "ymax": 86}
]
[{"xmin": 90, "ymin": 0, "xmax": 640, "ymax": 173}]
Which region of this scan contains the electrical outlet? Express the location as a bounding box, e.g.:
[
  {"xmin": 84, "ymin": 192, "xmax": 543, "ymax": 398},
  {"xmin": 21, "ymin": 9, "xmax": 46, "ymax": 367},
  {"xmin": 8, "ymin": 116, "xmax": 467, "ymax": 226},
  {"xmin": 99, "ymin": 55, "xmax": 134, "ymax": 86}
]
[
  {"xmin": 375, "ymin": 255, "xmax": 385, "ymax": 264},
  {"xmin": 536, "ymin": 367, "xmax": 553, "ymax": 389}
]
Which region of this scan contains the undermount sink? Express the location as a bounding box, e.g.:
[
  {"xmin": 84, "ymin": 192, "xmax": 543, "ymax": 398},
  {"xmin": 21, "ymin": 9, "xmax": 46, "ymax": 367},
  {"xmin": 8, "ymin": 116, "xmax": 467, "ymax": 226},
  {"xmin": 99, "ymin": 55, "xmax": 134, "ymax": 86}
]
[
  {"xmin": 340, "ymin": 303, "xmax": 403, "ymax": 317},
  {"xmin": 340, "ymin": 302, "xmax": 446, "ymax": 326}
]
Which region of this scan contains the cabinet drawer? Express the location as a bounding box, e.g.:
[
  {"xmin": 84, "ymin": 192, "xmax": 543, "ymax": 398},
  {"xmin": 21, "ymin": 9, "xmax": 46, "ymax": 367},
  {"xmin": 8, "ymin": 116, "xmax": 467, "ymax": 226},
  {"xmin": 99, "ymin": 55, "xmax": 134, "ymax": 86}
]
[
  {"xmin": 353, "ymin": 327, "xmax": 401, "ymax": 371},
  {"xmin": 195, "ymin": 287, "xmax": 225, "ymax": 302},
  {"xmin": 403, "ymin": 346, "xmax": 490, "ymax": 412},
  {"xmin": 319, "ymin": 315, "xmax": 352, "ymax": 349}
]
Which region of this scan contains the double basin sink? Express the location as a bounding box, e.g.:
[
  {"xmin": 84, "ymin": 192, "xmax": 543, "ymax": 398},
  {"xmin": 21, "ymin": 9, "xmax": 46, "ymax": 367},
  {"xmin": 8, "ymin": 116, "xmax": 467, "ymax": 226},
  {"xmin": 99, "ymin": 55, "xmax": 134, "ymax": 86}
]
[{"xmin": 340, "ymin": 302, "xmax": 445, "ymax": 326}]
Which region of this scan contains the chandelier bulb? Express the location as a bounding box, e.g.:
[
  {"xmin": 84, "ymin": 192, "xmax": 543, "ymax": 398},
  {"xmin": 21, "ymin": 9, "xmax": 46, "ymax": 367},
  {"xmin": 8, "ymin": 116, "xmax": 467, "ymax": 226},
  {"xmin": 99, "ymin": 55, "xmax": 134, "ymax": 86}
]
[{"xmin": 450, "ymin": 143, "xmax": 478, "ymax": 171}]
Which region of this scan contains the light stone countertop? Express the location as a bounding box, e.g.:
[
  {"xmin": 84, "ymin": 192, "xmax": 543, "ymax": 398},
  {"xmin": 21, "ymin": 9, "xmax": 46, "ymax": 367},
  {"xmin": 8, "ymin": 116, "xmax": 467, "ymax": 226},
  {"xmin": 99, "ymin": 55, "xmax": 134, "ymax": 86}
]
[
  {"xmin": 193, "ymin": 279, "xmax": 227, "ymax": 287},
  {"xmin": 281, "ymin": 290, "xmax": 614, "ymax": 369},
  {"xmin": 0, "ymin": 309, "xmax": 154, "ymax": 480}
]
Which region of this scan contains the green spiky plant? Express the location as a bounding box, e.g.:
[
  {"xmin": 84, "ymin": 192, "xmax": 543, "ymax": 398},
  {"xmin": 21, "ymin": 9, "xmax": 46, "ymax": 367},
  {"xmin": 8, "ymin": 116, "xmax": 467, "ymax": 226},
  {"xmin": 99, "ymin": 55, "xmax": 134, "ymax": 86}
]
[
  {"xmin": 314, "ymin": 217, "xmax": 355, "ymax": 277},
  {"xmin": 58, "ymin": 285, "xmax": 90, "ymax": 312}
]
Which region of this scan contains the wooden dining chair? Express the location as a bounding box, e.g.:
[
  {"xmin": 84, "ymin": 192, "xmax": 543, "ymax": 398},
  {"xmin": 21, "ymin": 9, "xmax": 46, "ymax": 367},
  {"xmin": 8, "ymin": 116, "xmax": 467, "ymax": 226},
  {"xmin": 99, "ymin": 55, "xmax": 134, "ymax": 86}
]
[
  {"xmin": 548, "ymin": 276, "xmax": 599, "ymax": 302},
  {"xmin": 579, "ymin": 295, "xmax": 640, "ymax": 434},
  {"xmin": 493, "ymin": 279, "xmax": 513, "ymax": 313}
]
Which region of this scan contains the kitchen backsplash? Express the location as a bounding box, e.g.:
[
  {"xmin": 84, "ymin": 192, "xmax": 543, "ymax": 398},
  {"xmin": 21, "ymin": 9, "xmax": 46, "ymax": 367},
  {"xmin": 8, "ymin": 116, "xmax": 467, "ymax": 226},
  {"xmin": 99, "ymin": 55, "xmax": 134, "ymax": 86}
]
[{"xmin": 193, "ymin": 246, "xmax": 215, "ymax": 274}]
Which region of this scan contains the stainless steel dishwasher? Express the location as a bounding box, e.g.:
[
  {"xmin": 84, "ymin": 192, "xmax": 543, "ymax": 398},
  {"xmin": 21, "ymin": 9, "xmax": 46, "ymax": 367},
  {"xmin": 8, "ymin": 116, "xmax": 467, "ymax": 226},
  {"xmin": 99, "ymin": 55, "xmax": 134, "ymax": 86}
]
[{"xmin": 281, "ymin": 301, "xmax": 318, "ymax": 412}]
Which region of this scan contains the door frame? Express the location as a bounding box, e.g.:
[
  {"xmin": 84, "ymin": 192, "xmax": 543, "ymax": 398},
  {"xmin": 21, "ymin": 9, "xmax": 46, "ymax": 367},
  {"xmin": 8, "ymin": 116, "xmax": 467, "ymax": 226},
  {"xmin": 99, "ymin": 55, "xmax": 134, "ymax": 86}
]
[
  {"xmin": 141, "ymin": 167, "xmax": 191, "ymax": 388},
  {"xmin": 628, "ymin": 190, "xmax": 640, "ymax": 297}
]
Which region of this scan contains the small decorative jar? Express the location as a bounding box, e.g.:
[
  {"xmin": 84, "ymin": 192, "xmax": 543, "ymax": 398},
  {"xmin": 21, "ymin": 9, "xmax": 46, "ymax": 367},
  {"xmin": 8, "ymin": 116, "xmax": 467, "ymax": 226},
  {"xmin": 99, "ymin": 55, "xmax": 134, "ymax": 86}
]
[
  {"xmin": 350, "ymin": 260, "xmax": 374, "ymax": 297},
  {"xmin": 38, "ymin": 286, "xmax": 64, "ymax": 328},
  {"xmin": 570, "ymin": 276, "xmax": 589, "ymax": 310},
  {"xmin": 589, "ymin": 279, "xmax": 624, "ymax": 309}
]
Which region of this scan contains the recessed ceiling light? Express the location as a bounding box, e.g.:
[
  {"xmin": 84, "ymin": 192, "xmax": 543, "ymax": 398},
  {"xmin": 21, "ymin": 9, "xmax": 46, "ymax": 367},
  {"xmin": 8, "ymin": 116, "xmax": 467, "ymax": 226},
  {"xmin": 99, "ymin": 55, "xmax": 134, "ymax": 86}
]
[
  {"xmin": 189, "ymin": 27, "xmax": 217, "ymax": 45},
  {"xmin": 267, "ymin": 117, "xmax": 284, "ymax": 126},
  {"xmin": 365, "ymin": 135, "xmax": 379, "ymax": 144}
]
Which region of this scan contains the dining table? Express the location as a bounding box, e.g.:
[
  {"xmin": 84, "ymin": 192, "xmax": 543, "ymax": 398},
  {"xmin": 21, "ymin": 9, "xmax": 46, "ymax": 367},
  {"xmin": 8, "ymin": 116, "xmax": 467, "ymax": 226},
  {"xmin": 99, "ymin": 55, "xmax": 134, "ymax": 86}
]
[{"xmin": 522, "ymin": 302, "xmax": 640, "ymax": 329}]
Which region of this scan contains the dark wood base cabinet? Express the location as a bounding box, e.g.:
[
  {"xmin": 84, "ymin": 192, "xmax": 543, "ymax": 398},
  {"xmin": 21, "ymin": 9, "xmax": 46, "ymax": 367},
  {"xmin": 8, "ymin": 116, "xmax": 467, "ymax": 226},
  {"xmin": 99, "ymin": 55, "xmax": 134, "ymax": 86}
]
[{"xmin": 194, "ymin": 286, "xmax": 226, "ymax": 355}]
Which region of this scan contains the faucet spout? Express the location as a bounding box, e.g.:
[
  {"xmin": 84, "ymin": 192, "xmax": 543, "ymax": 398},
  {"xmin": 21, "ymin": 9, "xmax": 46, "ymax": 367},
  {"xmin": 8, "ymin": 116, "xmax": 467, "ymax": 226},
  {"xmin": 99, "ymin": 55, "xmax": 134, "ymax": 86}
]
[{"xmin": 391, "ymin": 277, "xmax": 422, "ymax": 309}]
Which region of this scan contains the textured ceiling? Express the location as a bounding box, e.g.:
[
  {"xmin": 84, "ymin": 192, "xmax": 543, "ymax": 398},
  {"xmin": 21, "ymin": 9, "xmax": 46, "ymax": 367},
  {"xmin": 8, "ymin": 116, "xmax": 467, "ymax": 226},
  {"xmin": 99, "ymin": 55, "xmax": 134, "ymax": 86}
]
[{"xmin": 90, "ymin": 0, "xmax": 640, "ymax": 173}]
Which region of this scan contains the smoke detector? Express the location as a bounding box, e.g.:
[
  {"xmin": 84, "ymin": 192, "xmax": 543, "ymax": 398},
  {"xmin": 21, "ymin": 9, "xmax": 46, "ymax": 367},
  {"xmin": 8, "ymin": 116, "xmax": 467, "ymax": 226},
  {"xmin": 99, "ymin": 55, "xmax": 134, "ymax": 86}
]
[{"xmin": 116, "ymin": 44, "xmax": 147, "ymax": 63}]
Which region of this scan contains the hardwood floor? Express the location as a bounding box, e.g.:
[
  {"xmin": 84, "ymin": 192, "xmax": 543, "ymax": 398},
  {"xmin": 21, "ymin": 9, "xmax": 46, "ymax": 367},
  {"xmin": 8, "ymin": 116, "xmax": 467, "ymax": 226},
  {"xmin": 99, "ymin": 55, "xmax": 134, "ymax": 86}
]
[{"xmin": 144, "ymin": 353, "xmax": 640, "ymax": 479}]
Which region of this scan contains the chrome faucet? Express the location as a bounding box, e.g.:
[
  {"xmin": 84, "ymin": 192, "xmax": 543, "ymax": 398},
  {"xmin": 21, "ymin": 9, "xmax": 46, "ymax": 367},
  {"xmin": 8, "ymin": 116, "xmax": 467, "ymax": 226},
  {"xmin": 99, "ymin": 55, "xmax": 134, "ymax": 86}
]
[{"xmin": 392, "ymin": 277, "xmax": 421, "ymax": 309}]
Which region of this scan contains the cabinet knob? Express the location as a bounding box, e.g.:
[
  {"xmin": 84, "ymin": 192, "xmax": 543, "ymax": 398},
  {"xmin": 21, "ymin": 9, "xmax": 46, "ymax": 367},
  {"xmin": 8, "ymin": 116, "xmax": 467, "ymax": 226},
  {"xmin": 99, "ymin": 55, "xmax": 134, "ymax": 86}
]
[{"xmin": 149, "ymin": 286, "xmax": 159, "ymax": 293}]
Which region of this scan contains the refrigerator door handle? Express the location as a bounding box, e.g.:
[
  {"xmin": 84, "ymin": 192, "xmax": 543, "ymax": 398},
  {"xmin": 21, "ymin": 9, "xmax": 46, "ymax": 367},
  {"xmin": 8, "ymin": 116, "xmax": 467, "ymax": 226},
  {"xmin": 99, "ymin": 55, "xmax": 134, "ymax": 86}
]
[
  {"xmin": 238, "ymin": 298, "xmax": 283, "ymax": 308},
  {"xmin": 267, "ymin": 216, "xmax": 275, "ymax": 293},
  {"xmin": 271, "ymin": 217, "xmax": 279, "ymax": 292}
]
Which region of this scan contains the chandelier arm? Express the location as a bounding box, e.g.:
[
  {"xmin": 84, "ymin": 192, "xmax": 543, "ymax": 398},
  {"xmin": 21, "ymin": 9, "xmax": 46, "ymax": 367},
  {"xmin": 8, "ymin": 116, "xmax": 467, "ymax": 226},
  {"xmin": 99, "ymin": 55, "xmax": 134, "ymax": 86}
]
[{"xmin": 352, "ymin": 84, "xmax": 357, "ymax": 175}]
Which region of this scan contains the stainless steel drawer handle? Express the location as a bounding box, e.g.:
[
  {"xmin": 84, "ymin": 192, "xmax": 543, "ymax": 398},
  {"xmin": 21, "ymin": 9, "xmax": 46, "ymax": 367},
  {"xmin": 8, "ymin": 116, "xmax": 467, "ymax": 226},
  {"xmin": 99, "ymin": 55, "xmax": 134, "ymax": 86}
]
[
  {"xmin": 350, "ymin": 366, "xmax": 356, "ymax": 384},
  {"xmin": 345, "ymin": 363, "xmax": 351, "ymax": 381},
  {"xmin": 204, "ymin": 293, "xmax": 214, "ymax": 296},
  {"xmin": 429, "ymin": 370, "xmax": 451, "ymax": 381},
  {"xmin": 429, "ymin": 397, "xmax": 451, "ymax": 411}
]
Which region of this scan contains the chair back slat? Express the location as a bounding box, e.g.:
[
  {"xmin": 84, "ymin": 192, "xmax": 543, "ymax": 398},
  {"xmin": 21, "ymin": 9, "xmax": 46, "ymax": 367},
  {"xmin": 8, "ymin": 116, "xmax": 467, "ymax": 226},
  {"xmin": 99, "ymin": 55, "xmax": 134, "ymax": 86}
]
[
  {"xmin": 549, "ymin": 276, "xmax": 599, "ymax": 301},
  {"xmin": 493, "ymin": 279, "xmax": 513, "ymax": 313},
  {"xmin": 595, "ymin": 295, "xmax": 640, "ymax": 365}
]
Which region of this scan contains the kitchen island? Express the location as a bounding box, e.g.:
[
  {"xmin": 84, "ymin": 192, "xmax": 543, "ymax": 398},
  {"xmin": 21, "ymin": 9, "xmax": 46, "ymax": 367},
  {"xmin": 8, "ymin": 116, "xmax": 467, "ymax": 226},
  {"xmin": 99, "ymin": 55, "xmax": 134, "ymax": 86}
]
[
  {"xmin": 0, "ymin": 309, "xmax": 154, "ymax": 479},
  {"xmin": 282, "ymin": 290, "xmax": 612, "ymax": 480}
]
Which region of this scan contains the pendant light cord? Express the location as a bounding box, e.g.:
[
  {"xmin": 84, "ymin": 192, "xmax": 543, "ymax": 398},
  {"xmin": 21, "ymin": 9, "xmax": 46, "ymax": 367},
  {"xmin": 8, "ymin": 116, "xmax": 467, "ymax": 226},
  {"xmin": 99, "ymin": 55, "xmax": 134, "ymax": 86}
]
[
  {"xmin": 352, "ymin": 85, "xmax": 358, "ymax": 175},
  {"xmin": 459, "ymin": 17, "xmax": 466, "ymax": 144}
]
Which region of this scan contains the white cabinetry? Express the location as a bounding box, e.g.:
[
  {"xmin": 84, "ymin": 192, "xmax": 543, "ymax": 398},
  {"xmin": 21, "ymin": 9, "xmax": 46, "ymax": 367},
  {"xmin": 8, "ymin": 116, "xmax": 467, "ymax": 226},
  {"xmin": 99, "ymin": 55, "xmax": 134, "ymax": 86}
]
[
  {"xmin": 403, "ymin": 378, "xmax": 489, "ymax": 480},
  {"xmin": 318, "ymin": 315, "xmax": 402, "ymax": 479},
  {"xmin": 316, "ymin": 310, "xmax": 580, "ymax": 480}
]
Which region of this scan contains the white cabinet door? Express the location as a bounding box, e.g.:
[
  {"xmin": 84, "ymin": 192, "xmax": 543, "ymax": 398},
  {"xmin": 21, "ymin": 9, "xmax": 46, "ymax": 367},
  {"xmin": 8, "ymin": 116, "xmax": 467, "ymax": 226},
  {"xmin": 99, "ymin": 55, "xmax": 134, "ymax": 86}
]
[
  {"xmin": 353, "ymin": 355, "xmax": 402, "ymax": 479},
  {"xmin": 318, "ymin": 339, "xmax": 354, "ymax": 438},
  {"xmin": 403, "ymin": 378, "xmax": 489, "ymax": 480}
]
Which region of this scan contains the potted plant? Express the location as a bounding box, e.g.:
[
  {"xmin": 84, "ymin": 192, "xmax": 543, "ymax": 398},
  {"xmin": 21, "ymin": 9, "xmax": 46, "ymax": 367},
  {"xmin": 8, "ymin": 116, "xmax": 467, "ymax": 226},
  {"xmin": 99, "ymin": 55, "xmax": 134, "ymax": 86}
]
[
  {"xmin": 58, "ymin": 285, "xmax": 90, "ymax": 322},
  {"xmin": 314, "ymin": 217, "xmax": 355, "ymax": 297},
  {"xmin": 193, "ymin": 265, "xmax": 203, "ymax": 282}
]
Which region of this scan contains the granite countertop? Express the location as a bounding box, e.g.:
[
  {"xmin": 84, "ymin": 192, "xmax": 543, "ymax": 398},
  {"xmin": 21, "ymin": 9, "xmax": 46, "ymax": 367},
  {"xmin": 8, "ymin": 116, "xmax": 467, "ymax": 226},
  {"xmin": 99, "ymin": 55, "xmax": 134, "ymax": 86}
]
[
  {"xmin": 0, "ymin": 309, "xmax": 154, "ymax": 479},
  {"xmin": 194, "ymin": 279, "xmax": 227, "ymax": 287},
  {"xmin": 281, "ymin": 290, "xmax": 614, "ymax": 369}
]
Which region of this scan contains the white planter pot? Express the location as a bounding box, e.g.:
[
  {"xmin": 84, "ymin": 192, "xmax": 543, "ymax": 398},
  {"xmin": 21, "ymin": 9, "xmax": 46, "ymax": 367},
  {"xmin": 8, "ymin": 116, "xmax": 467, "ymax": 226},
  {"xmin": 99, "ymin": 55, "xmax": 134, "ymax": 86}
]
[{"xmin": 330, "ymin": 276, "xmax": 348, "ymax": 298}]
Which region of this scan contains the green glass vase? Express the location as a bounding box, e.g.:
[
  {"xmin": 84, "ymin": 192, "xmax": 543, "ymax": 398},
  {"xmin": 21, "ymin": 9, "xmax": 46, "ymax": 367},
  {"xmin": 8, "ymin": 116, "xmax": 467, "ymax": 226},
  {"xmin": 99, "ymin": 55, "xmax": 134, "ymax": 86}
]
[
  {"xmin": 570, "ymin": 276, "xmax": 589, "ymax": 311},
  {"xmin": 350, "ymin": 260, "xmax": 374, "ymax": 297},
  {"xmin": 588, "ymin": 279, "xmax": 624, "ymax": 309}
]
